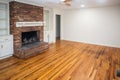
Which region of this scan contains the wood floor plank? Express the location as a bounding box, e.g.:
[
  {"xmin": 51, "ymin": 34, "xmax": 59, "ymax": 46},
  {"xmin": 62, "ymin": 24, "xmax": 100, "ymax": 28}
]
[
  {"xmin": 19, "ymin": 46, "xmax": 77, "ymax": 80},
  {"xmin": 0, "ymin": 40, "xmax": 120, "ymax": 80}
]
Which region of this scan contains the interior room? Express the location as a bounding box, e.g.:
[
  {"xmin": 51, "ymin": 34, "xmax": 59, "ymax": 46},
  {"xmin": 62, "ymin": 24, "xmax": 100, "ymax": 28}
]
[{"xmin": 0, "ymin": 0, "xmax": 120, "ymax": 80}]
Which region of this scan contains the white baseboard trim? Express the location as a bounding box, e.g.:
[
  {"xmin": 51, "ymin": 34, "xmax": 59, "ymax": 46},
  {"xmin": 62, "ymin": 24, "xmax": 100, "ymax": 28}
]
[{"xmin": 0, "ymin": 54, "xmax": 13, "ymax": 60}]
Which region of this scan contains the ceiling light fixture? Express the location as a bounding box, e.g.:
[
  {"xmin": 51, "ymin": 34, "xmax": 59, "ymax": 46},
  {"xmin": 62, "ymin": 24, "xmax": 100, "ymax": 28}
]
[
  {"xmin": 81, "ymin": 4, "xmax": 85, "ymax": 8},
  {"xmin": 60, "ymin": 0, "xmax": 65, "ymax": 1}
]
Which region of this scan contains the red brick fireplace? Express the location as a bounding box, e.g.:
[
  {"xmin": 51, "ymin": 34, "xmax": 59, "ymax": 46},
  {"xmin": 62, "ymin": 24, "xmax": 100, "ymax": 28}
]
[{"xmin": 10, "ymin": 1, "xmax": 49, "ymax": 59}]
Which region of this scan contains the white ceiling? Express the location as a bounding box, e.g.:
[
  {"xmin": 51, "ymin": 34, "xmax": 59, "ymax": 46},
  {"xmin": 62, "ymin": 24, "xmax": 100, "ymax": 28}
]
[{"xmin": 15, "ymin": 0, "xmax": 120, "ymax": 9}]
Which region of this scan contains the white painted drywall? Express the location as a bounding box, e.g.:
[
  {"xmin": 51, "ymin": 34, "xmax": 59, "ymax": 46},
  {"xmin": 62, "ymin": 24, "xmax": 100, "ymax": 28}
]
[
  {"xmin": 0, "ymin": 0, "xmax": 9, "ymax": 3},
  {"xmin": 63, "ymin": 5, "xmax": 120, "ymax": 48}
]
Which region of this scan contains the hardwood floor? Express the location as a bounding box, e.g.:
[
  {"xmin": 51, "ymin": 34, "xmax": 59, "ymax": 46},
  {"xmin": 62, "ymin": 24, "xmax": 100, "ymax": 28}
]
[{"xmin": 0, "ymin": 40, "xmax": 120, "ymax": 80}]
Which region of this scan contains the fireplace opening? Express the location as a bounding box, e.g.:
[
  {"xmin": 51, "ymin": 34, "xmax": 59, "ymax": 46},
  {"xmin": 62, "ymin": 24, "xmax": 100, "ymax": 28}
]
[{"xmin": 22, "ymin": 31, "xmax": 39, "ymax": 46}]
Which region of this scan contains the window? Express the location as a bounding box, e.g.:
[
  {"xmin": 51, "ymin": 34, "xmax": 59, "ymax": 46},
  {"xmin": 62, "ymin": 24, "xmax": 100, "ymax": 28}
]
[{"xmin": 0, "ymin": 3, "xmax": 9, "ymax": 35}]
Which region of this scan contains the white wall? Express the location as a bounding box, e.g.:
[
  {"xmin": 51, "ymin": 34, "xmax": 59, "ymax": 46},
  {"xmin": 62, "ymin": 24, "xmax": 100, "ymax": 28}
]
[
  {"xmin": 63, "ymin": 5, "xmax": 120, "ymax": 48},
  {"xmin": 0, "ymin": 0, "xmax": 9, "ymax": 3}
]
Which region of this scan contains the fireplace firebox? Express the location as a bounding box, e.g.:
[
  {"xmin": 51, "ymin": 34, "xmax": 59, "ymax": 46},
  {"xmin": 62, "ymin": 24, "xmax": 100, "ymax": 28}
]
[{"xmin": 22, "ymin": 31, "xmax": 39, "ymax": 46}]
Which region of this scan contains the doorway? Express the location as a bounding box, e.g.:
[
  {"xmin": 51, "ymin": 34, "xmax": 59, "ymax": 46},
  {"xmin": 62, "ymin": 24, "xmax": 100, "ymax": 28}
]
[{"xmin": 56, "ymin": 15, "xmax": 61, "ymax": 41}]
